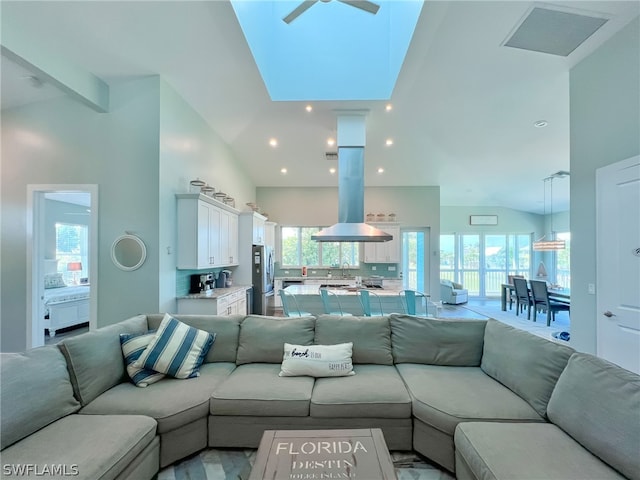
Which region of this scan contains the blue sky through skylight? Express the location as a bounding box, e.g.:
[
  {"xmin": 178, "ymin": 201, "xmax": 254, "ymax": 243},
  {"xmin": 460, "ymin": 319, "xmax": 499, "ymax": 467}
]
[{"xmin": 230, "ymin": 1, "xmax": 423, "ymax": 101}]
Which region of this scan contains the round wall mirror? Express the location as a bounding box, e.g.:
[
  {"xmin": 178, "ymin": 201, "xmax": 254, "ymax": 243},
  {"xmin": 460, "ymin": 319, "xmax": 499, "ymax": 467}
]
[{"xmin": 111, "ymin": 234, "xmax": 147, "ymax": 271}]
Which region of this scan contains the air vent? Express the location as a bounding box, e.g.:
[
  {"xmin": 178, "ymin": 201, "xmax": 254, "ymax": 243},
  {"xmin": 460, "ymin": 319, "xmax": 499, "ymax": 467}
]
[
  {"xmin": 325, "ymin": 152, "xmax": 338, "ymax": 161},
  {"xmin": 503, "ymin": 6, "xmax": 608, "ymax": 56}
]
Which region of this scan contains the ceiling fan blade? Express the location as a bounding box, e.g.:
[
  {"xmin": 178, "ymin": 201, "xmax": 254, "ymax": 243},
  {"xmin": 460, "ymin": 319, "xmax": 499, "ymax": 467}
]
[
  {"xmin": 283, "ymin": 0, "xmax": 319, "ymax": 24},
  {"xmin": 338, "ymin": 0, "xmax": 380, "ymax": 15}
]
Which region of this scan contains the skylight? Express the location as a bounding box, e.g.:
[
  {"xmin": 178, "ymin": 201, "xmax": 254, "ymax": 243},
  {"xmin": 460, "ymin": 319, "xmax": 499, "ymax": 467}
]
[{"xmin": 230, "ymin": 1, "xmax": 423, "ymax": 101}]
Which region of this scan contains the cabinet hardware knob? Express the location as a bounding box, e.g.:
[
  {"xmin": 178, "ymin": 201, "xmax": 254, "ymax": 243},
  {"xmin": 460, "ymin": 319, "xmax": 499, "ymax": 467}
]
[{"xmin": 603, "ymin": 311, "xmax": 616, "ymax": 318}]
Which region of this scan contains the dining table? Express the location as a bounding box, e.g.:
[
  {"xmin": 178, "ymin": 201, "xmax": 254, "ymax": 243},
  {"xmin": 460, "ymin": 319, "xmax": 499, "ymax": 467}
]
[{"xmin": 500, "ymin": 283, "xmax": 570, "ymax": 311}]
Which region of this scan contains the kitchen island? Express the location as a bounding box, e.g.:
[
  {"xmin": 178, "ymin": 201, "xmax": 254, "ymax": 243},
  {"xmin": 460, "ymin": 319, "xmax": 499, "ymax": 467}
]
[{"xmin": 282, "ymin": 284, "xmax": 410, "ymax": 316}]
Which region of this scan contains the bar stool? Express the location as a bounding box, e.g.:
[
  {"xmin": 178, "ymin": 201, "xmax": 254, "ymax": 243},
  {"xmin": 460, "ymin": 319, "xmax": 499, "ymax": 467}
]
[
  {"xmin": 358, "ymin": 289, "xmax": 385, "ymax": 316},
  {"xmin": 278, "ymin": 289, "xmax": 313, "ymax": 317},
  {"xmin": 399, "ymin": 290, "xmax": 431, "ymax": 316},
  {"xmin": 319, "ymin": 288, "xmax": 352, "ymax": 316}
]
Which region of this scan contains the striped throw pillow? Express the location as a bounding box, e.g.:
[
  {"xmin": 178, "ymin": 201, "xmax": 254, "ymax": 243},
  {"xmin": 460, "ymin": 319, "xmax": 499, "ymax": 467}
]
[
  {"xmin": 120, "ymin": 332, "xmax": 165, "ymax": 387},
  {"xmin": 133, "ymin": 314, "xmax": 215, "ymax": 379}
]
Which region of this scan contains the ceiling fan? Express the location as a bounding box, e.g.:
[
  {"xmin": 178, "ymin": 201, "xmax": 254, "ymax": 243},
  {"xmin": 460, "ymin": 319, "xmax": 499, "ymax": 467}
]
[{"xmin": 283, "ymin": 0, "xmax": 380, "ymax": 24}]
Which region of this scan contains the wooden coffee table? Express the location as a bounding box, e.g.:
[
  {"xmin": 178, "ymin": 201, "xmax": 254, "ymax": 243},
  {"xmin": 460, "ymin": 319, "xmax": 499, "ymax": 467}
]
[{"xmin": 249, "ymin": 428, "xmax": 397, "ymax": 479}]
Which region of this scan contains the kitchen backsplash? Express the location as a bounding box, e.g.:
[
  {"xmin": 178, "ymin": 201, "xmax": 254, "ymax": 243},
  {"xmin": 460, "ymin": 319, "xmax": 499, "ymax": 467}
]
[
  {"xmin": 273, "ymin": 262, "xmax": 399, "ymax": 279},
  {"xmin": 176, "ymin": 267, "xmax": 234, "ymax": 297}
]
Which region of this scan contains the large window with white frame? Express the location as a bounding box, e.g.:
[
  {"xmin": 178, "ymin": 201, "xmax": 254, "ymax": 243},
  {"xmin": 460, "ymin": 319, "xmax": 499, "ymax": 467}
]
[
  {"xmin": 440, "ymin": 233, "xmax": 531, "ymax": 297},
  {"xmin": 281, "ymin": 226, "xmax": 360, "ymax": 268}
]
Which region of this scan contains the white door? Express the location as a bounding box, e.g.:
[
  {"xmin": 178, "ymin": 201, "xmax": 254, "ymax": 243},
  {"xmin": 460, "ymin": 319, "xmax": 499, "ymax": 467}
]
[{"xmin": 596, "ymin": 155, "xmax": 640, "ymax": 373}]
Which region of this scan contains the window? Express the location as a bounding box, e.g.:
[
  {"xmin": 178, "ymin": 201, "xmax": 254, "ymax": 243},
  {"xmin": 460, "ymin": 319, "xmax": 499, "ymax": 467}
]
[
  {"xmin": 56, "ymin": 222, "xmax": 88, "ymax": 284},
  {"xmin": 281, "ymin": 226, "xmax": 359, "ymax": 267},
  {"xmin": 556, "ymin": 232, "xmax": 571, "ymax": 288}
]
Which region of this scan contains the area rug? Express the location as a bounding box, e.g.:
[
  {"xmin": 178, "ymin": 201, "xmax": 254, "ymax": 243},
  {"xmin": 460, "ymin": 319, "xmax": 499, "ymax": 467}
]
[{"xmin": 158, "ymin": 449, "xmax": 453, "ymax": 480}]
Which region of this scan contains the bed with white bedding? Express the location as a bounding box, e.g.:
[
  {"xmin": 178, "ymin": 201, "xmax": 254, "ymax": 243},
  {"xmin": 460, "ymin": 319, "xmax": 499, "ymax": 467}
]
[{"xmin": 43, "ymin": 280, "xmax": 90, "ymax": 337}]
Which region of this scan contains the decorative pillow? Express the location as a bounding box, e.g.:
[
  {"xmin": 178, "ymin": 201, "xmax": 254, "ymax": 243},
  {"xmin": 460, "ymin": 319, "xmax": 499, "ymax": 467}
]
[
  {"xmin": 44, "ymin": 273, "xmax": 66, "ymax": 289},
  {"xmin": 133, "ymin": 314, "xmax": 215, "ymax": 379},
  {"xmin": 120, "ymin": 331, "xmax": 165, "ymax": 387},
  {"xmin": 279, "ymin": 342, "xmax": 355, "ymax": 378}
]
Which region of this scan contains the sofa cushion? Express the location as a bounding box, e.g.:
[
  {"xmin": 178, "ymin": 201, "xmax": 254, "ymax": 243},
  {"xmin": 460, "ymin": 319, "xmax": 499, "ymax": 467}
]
[
  {"xmin": 396, "ymin": 364, "xmax": 542, "ymax": 435},
  {"xmin": 236, "ymin": 316, "xmax": 315, "ymax": 365},
  {"xmin": 120, "ymin": 331, "xmax": 166, "ymax": 387},
  {"xmin": 80, "ymin": 362, "xmax": 235, "ymax": 434},
  {"xmin": 310, "ymin": 364, "xmax": 412, "ymax": 418},
  {"xmin": 390, "ymin": 314, "xmax": 486, "ymax": 365},
  {"xmin": 134, "ymin": 314, "xmax": 214, "ymax": 379},
  {"xmin": 58, "ymin": 314, "xmax": 149, "ymax": 405},
  {"xmin": 0, "ymin": 414, "xmax": 158, "ymax": 480},
  {"xmin": 280, "ymin": 342, "xmax": 355, "ymax": 377},
  {"xmin": 314, "ymin": 315, "xmax": 393, "ymax": 365},
  {"xmin": 0, "ymin": 346, "xmax": 80, "ymax": 450},
  {"xmin": 455, "ymin": 422, "xmax": 626, "ymax": 480},
  {"xmin": 481, "ymin": 319, "xmax": 574, "ymax": 418},
  {"xmin": 211, "ymin": 363, "xmax": 314, "ymax": 416},
  {"xmin": 547, "ymin": 353, "xmax": 640, "ymax": 480},
  {"xmin": 147, "ymin": 314, "xmax": 242, "ymax": 363}
]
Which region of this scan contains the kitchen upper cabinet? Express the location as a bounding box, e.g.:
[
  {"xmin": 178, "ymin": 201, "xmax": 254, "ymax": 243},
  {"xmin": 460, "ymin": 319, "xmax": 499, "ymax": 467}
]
[
  {"xmin": 265, "ymin": 221, "xmax": 277, "ymax": 249},
  {"xmin": 363, "ymin": 224, "xmax": 400, "ymax": 263},
  {"xmin": 239, "ymin": 212, "xmax": 267, "ymax": 246},
  {"xmin": 176, "ymin": 194, "xmax": 239, "ymax": 269},
  {"xmin": 220, "ymin": 209, "xmax": 239, "ymax": 266}
]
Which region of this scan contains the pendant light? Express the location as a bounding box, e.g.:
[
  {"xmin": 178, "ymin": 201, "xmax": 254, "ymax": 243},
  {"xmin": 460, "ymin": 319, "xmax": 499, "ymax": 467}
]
[{"xmin": 533, "ymin": 171, "xmax": 569, "ymax": 251}]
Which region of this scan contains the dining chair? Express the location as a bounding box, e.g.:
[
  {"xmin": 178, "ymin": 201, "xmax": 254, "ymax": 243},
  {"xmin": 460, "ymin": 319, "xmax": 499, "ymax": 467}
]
[
  {"xmin": 399, "ymin": 290, "xmax": 431, "ymax": 316},
  {"xmin": 507, "ymin": 275, "xmax": 525, "ymax": 310},
  {"xmin": 357, "ymin": 289, "xmax": 385, "ymax": 317},
  {"xmin": 319, "ymin": 288, "xmax": 352, "ymax": 316},
  {"xmin": 513, "ymin": 277, "xmax": 533, "ymax": 319},
  {"xmin": 529, "ymin": 280, "xmax": 570, "ymax": 326},
  {"xmin": 278, "ymin": 289, "xmax": 313, "ymax": 317}
]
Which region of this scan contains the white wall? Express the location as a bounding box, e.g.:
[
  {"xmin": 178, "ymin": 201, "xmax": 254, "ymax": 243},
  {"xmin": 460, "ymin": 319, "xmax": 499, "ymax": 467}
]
[
  {"xmin": 569, "ymin": 17, "xmax": 640, "ymax": 354},
  {"xmin": 1, "ymin": 76, "xmax": 162, "ymax": 351},
  {"xmin": 158, "ymin": 80, "xmax": 255, "ymax": 313}
]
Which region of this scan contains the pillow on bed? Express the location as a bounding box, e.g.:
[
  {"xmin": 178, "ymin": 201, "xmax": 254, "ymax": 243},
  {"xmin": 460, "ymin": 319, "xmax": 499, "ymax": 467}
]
[
  {"xmin": 120, "ymin": 331, "xmax": 165, "ymax": 387},
  {"xmin": 44, "ymin": 273, "xmax": 66, "ymax": 289},
  {"xmin": 279, "ymin": 342, "xmax": 355, "ymax": 377}
]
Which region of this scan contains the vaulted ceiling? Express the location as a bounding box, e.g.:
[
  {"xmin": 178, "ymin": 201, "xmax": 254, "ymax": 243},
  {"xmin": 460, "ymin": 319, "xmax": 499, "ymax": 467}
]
[{"xmin": 2, "ymin": 1, "xmax": 639, "ymax": 213}]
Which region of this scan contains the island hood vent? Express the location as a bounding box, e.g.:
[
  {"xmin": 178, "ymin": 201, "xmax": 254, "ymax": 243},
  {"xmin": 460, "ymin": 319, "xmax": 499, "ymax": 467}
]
[{"xmin": 312, "ymin": 146, "xmax": 392, "ymax": 243}]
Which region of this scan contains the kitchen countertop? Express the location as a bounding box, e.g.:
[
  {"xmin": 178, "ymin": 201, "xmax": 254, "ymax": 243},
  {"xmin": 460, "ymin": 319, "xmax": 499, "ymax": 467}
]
[
  {"xmin": 284, "ymin": 284, "xmax": 402, "ymax": 296},
  {"xmin": 178, "ymin": 285, "xmax": 252, "ymax": 300}
]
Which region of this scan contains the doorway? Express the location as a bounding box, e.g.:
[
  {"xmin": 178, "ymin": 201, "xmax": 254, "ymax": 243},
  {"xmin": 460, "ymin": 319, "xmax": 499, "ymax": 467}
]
[
  {"xmin": 401, "ymin": 228, "xmax": 430, "ymax": 293},
  {"xmin": 27, "ymin": 185, "xmax": 98, "ymax": 348}
]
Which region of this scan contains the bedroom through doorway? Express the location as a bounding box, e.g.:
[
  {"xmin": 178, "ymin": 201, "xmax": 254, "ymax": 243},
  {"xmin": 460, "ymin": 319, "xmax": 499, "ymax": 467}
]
[{"xmin": 27, "ymin": 185, "xmax": 98, "ymax": 348}]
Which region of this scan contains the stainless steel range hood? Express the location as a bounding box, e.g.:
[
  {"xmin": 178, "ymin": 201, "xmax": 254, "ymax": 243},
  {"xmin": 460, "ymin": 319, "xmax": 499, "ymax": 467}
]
[{"xmin": 311, "ymin": 145, "xmax": 392, "ymax": 243}]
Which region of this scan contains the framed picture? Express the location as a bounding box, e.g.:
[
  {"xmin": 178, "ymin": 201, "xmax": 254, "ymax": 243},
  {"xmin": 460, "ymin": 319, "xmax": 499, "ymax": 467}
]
[{"xmin": 470, "ymin": 215, "xmax": 498, "ymax": 226}]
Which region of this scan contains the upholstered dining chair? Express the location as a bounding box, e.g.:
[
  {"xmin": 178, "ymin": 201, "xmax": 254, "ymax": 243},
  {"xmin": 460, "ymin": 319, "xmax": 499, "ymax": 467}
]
[
  {"xmin": 530, "ymin": 280, "xmax": 570, "ymax": 326},
  {"xmin": 399, "ymin": 290, "xmax": 430, "ymax": 316},
  {"xmin": 319, "ymin": 288, "xmax": 352, "ymax": 316},
  {"xmin": 513, "ymin": 277, "xmax": 533, "ymax": 319},
  {"xmin": 278, "ymin": 289, "xmax": 313, "ymax": 317},
  {"xmin": 357, "ymin": 289, "xmax": 385, "ymax": 317}
]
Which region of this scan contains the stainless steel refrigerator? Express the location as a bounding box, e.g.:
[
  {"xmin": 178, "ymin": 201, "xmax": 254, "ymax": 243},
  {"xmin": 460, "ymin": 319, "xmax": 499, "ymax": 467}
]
[{"xmin": 252, "ymin": 244, "xmax": 274, "ymax": 315}]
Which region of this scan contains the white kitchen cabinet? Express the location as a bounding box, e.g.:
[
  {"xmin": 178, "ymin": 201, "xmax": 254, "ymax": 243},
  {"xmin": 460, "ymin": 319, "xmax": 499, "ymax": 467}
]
[
  {"xmin": 176, "ymin": 194, "xmax": 239, "ymax": 269},
  {"xmin": 363, "ymin": 224, "xmax": 400, "ymax": 263},
  {"xmin": 220, "ymin": 209, "xmax": 239, "ymax": 266},
  {"xmin": 240, "ymin": 212, "xmax": 266, "ymax": 246},
  {"xmin": 177, "ymin": 288, "xmax": 247, "ymax": 316},
  {"xmin": 265, "ymin": 221, "xmax": 277, "ymax": 249}
]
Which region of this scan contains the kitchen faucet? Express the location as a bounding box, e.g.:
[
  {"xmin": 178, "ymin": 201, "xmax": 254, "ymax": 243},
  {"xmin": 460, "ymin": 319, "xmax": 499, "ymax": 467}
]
[{"xmin": 342, "ymin": 262, "xmax": 349, "ymax": 278}]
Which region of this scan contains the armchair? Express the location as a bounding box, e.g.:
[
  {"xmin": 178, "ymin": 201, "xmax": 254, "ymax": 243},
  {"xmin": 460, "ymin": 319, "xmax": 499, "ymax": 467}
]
[{"xmin": 440, "ymin": 279, "xmax": 468, "ymax": 304}]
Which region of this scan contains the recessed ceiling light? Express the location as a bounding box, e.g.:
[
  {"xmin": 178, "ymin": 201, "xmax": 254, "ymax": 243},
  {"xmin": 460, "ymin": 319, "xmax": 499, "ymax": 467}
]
[
  {"xmin": 385, "ymin": 104, "xmax": 393, "ymax": 112},
  {"xmin": 377, "ymin": 167, "xmax": 385, "ymax": 174},
  {"xmin": 327, "ymin": 137, "xmax": 336, "ymax": 147},
  {"xmin": 280, "ymin": 167, "xmax": 287, "ymax": 174},
  {"xmin": 329, "ymin": 167, "xmax": 336, "ymax": 174},
  {"xmin": 534, "ymin": 120, "xmax": 548, "ymax": 128},
  {"xmin": 269, "ymin": 138, "xmax": 278, "ymax": 147},
  {"xmin": 305, "ymin": 105, "xmax": 313, "ymax": 112},
  {"xmin": 385, "ymin": 139, "xmax": 394, "ymax": 146}
]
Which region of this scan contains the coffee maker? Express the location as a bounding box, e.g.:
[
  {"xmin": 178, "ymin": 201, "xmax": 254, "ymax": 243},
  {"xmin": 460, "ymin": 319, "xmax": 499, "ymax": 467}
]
[{"xmin": 190, "ymin": 273, "xmax": 214, "ymax": 294}]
